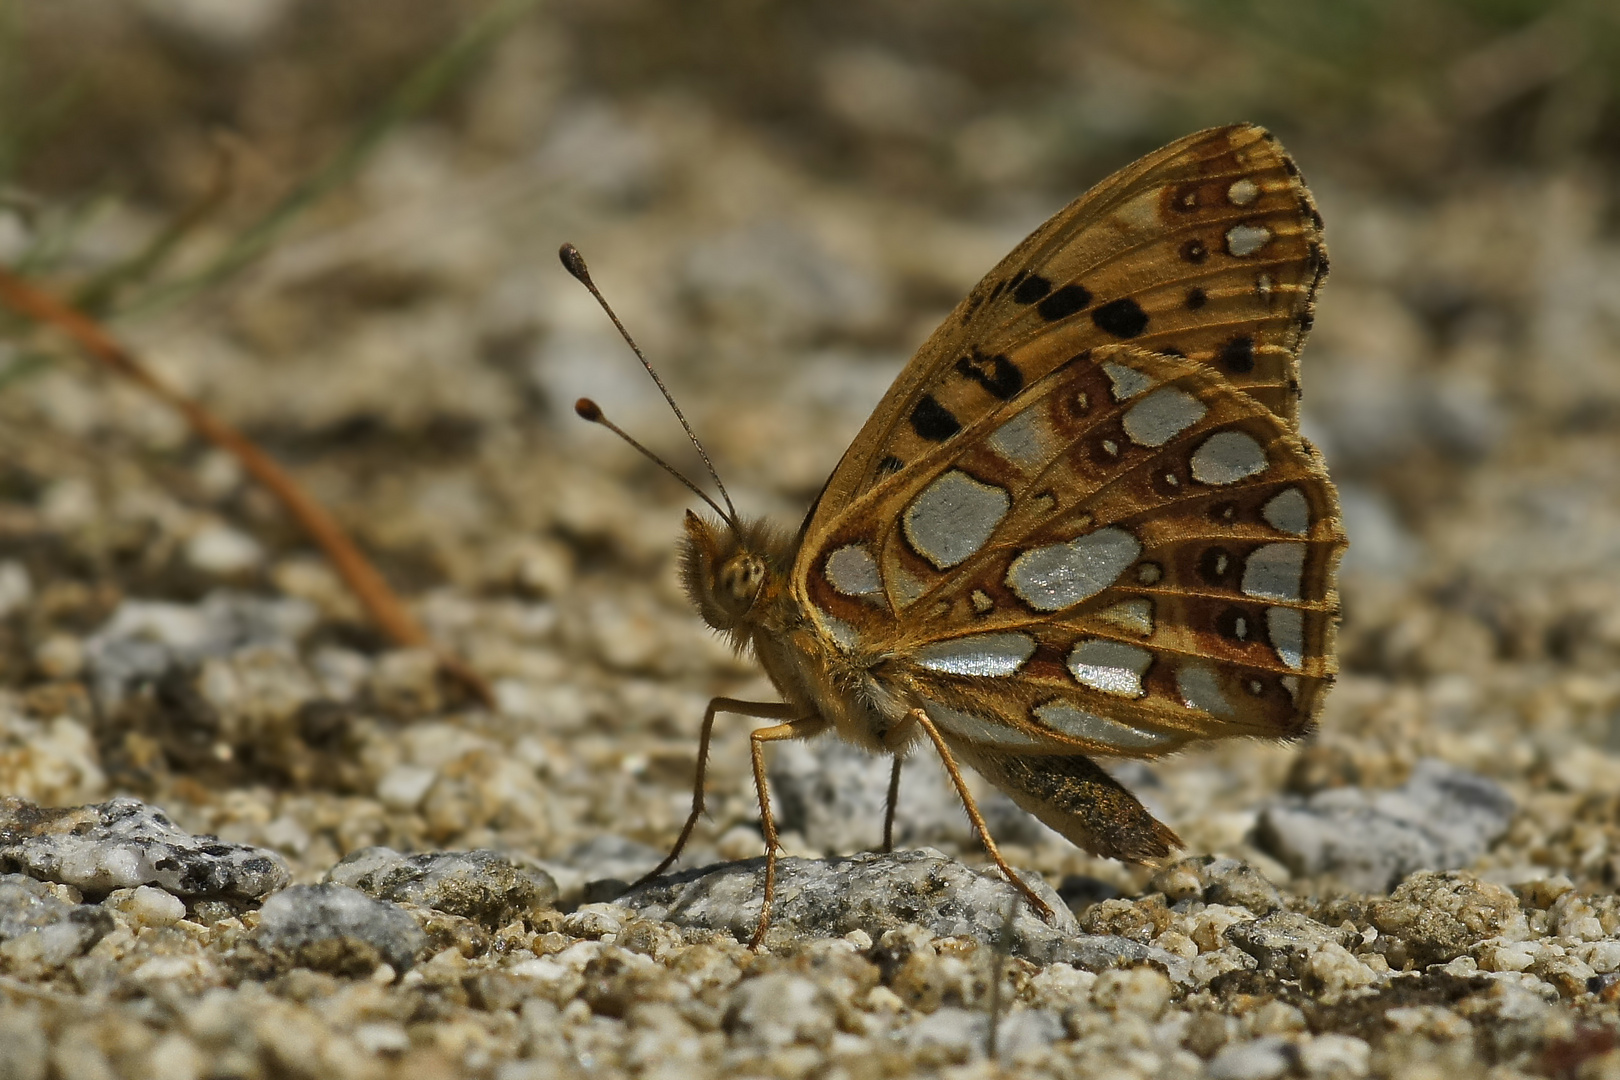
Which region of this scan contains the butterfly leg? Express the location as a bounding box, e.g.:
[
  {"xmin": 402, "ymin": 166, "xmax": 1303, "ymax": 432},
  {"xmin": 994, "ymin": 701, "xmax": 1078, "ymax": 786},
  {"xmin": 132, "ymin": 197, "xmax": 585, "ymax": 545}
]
[
  {"xmin": 905, "ymin": 708, "xmax": 1056, "ymax": 924},
  {"xmin": 629, "ymin": 698, "xmax": 800, "ymax": 891},
  {"xmin": 747, "ymin": 717, "xmax": 832, "ymax": 949},
  {"xmin": 880, "ymin": 757, "xmax": 903, "ymax": 853}
]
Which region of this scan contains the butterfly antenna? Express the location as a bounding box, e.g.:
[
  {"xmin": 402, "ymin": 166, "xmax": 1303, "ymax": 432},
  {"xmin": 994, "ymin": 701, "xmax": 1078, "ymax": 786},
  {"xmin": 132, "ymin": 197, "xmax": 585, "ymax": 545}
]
[
  {"xmin": 573, "ymin": 398, "xmax": 734, "ymax": 525},
  {"xmin": 559, "ymin": 243, "xmax": 740, "ymax": 526}
]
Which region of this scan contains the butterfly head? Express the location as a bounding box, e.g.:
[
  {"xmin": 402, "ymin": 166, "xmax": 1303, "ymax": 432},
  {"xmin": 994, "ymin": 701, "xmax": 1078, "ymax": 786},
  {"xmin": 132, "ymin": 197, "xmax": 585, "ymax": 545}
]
[{"xmin": 680, "ymin": 511, "xmax": 790, "ymax": 632}]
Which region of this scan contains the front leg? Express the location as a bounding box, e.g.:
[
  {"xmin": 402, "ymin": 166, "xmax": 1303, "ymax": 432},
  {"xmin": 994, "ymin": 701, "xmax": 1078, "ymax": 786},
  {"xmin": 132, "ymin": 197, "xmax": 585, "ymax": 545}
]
[
  {"xmin": 747, "ymin": 716, "xmax": 832, "ymax": 948},
  {"xmin": 629, "ymin": 698, "xmax": 800, "ymax": 890}
]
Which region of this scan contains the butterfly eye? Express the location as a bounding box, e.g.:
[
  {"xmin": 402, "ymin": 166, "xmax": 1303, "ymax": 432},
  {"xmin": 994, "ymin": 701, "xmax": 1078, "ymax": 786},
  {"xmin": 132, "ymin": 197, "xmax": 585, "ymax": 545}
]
[{"xmin": 716, "ymin": 554, "xmax": 766, "ymax": 613}]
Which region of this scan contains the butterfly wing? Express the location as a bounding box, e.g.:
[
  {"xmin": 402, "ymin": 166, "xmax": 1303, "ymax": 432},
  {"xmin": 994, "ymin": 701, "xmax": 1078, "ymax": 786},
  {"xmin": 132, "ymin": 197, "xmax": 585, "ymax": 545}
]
[
  {"xmin": 802, "ymin": 343, "xmax": 1343, "ymax": 749},
  {"xmin": 809, "ymin": 122, "xmax": 1327, "ymax": 521}
]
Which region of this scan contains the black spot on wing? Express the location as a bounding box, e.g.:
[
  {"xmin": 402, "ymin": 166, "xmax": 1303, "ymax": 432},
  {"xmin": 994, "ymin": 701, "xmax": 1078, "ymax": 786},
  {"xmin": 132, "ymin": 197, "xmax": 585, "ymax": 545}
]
[
  {"xmin": 877, "ymin": 455, "xmax": 905, "ymax": 477},
  {"xmin": 1180, "ymin": 239, "xmax": 1208, "ymax": 264},
  {"xmin": 1036, "ymin": 283, "xmax": 1092, "ymax": 322},
  {"xmin": 1011, "ymin": 274, "xmax": 1052, "ymax": 304},
  {"xmin": 1091, "ymin": 298, "xmax": 1149, "ymax": 339},
  {"xmin": 955, "ymin": 347, "xmax": 1023, "ymax": 400},
  {"xmin": 1184, "ymin": 287, "xmax": 1207, "ymax": 311},
  {"xmin": 910, "ymin": 394, "xmax": 961, "ymax": 441},
  {"xmin": 1219, "ymin": 335, "xmax": 1255, "ymax": 374}
]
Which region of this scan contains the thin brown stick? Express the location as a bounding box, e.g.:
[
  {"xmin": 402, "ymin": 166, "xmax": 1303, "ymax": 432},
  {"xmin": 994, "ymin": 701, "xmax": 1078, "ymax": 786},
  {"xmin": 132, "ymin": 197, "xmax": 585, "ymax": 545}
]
[
  {"xmin": 907, "ymin": 708, "xmax": 1054, "ymax": 923},
  {"xmin": 0, "ymin": 266, "xmax": 493, "ymax": 708}
]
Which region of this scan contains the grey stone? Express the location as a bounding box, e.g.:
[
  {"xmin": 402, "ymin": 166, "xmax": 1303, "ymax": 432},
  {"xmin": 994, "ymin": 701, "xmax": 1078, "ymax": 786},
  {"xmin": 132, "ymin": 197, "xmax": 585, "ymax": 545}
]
[
  {"xmin": 769, "ymin": 737, "xmax": 1050, "ymax": 854},
  {"xmin": 255, "ymin": 883, "xmax": 427, "ymax": 975},
  {"xmin": 897, "ymin": 1006, "xmax": 989, "ymax": 1057},
  {"xmin": 83, "ymin": 590, "xmax": 317, "ymax": 705},
  {"xmin": 1152, "ymin": 856, "xmax": 1283, "ymax": 915},
  {"xmin": 533, "ymin": 835, "xmax": 670, "ymax": 907},
  {"xmin": 1226, "ymin": 912, "xmax": 1353, "ymax": 980},
  {"xmin": 1209, "ymin": 1036, "xmax": 1295, "ymax": 1080},
  {"xmin": 618, "ymin": 848, "xmax": 1189, "ymax": 980},
  {"xmin": 325, "ymin": 847, "xmax": 558, "ymax": 928},
  {"xmin": 1256, "ymin": 759, "xmax": 1515, "ymax": 893},
  {"xmin": 722, "ymin": 971, "xmax": 838, "ymax": 1049},
  {"xmin": 0, "ymin": 796, "xmax": 289, "ymax": 901},
  {"xmin": 993, "ymin": 1008, "xmax": 1067, "ymax": 1060},
  {"xmin": 0, "ymin": 875, "xmax": 113, "ymax": 970}
]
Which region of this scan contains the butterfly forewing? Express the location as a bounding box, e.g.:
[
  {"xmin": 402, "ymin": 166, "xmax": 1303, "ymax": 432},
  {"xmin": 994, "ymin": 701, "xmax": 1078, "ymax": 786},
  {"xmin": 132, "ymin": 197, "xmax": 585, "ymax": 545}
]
[{"xmin": 811, "ymin": 123, "xmax": 1327, "ymax": 517}]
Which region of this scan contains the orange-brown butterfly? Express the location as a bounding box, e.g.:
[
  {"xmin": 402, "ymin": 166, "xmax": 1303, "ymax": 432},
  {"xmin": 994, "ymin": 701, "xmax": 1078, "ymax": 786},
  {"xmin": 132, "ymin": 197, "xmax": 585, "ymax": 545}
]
[{"xmin": 565, "ymin": 122, "xmax": 1344, "ymax": 947}]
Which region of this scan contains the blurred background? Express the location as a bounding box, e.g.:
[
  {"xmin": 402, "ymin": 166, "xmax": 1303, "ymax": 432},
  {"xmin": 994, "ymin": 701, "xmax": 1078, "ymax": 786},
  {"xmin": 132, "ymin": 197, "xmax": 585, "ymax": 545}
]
[{"xmin": 2, "ymin": 0, "xmax": 1620, "ymax": 883}]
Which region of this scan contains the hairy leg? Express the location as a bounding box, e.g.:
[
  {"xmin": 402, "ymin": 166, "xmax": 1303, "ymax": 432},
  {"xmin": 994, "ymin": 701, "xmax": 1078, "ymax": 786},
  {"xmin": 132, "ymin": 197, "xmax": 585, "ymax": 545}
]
[
  {"xmin": 880, "ymin": 756, "xmax": 903, "ymax": 853},
  {"xmin": 906, "ymin": 708, "xmax": 1055, "ymax": 923},
  {"xmin": 629, "ymin": 698, "xmax": 799, "ymax": 890},
  {"xmin": 747, "ymin": 717, "xmax": 832, "ymax": 948}
]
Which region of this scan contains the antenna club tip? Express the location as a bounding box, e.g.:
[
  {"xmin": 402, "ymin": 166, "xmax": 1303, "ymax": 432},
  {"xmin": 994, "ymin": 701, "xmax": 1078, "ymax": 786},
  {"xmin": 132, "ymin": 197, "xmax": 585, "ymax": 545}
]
[
  {"xmin": 573, "ymin": 397, "xmax": 603, "ymax": 422},
  {"xmin": 558, "ymin": 243, "xmax": 591, "ymax": 283}
]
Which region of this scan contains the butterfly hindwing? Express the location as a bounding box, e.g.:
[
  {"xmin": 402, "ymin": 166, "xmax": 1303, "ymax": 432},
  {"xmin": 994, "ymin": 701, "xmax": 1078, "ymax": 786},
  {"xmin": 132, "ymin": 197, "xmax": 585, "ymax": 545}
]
[
  {"xmin": 798, "ymin": 344, "xmax": 1344, "ymax": 758},
  {"xmin": 810, "ymin": 122, "xmax": 1327, "ymax": 519}
]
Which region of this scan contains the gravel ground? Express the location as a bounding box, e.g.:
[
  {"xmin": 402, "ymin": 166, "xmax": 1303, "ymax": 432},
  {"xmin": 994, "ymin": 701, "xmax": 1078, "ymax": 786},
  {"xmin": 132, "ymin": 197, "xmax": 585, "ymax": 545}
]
[{"xmin": 3, "ymin": 4, "xmax": 1620, "ymax": 1078}]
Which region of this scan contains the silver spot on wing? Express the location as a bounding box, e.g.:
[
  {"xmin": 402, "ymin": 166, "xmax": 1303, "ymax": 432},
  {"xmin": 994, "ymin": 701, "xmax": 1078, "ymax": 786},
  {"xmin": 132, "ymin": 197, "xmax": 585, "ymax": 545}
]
[
  {"xmin": 903, "ymin": 470, "xmax": 1010, "ymax": 570},
  {"xmin": 1176, "ymin": 665, "xmax": 1235, "ymax": 717},
  {"xmin": 1032, "ymin": 699, "xmax": 1166, "ymax": 748},
  {"xmin": 1122, "ymin": 387, "xmax": 1207, "ymax": 447},
  {"xmin": 920, "ymin": 697, "xmax": 1043, "ymax": 748},
  {"xmin": 1190, "ymin": 430, "xmax": 1268, "ymax": 485},
  {"xmin": 987, "ymin": 410, "xmax": 1051, "ymax": 470},
  {"xmin": 1266, "ymin": 606, "xmax": 1305, "ymax": 670},
  {"xmin": 1241, "ymin": 543, "xmax": 1305, "ymax": 601},
  {"xmin": 915, "ymin": 632, "xmax": 1037, "ymax": 677},
  {"xmin": 1066, "ymin": 639, "xmax": 1152, "ymax": 697},
  {"xmin": 1101, "ymin": 361, "xmax": 1153, "ymax": 401},
  {"xmin": 1225, "ymin": 222, "xmax": 1272, "ymax": 257},
  {"xmin": 1005, "ymin": 527, "xmax": 1141, "ymax": 612},
  {"xmin": 825, "ymin": 544, "xmax": 881, "ymax": 596},
  {"xmin": 1262, "ymin": 487, "xmax": 1310, "ymax": 536}
]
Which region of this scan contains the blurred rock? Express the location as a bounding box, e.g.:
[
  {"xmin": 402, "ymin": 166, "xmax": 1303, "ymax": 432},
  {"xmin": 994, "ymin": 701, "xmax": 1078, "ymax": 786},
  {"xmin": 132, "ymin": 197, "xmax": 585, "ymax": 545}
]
[
  {"xmin": 1369, "ymin": 871, "xmax": 1524, "ymax": 968},
  {"xmin": 534, "ymin": 835, "xmax": 670, "ymax": 908},
  {"xmin": 1149, "ymin": 856, "xmax": 1283, "ymax": 916},
  {"xmin": 619, "ymin": 848, "xmax": 1187, "ymax": 978},
  {"xmin": 723, "ymin": 971, "xmax": 838, "ymax": 1049},
  {"xmin": 326, "ymin": 846, "xmax": 558, "ymax": 928},
  {"xmin": 0, "ymin": 874, "xmax": 113, "ymax": 972},
  {"xmin": 0, "ymin": 796, "xmax": 289, "ymax": 900},
  {"xmin": 254, "ymin": 883, "xmax": 427, "ymax": 976},
  {"xmin": 83, "ymin": 591, "xmax": 318, "ymax": 705},
  {"xmin": 1226, "ymin": 912, "xmax": 1355, "ymax": 981},
  {"xmin": 1256, "ymin": 759, "xmax": 1515, "ymax": 893},
  {"xmin": 769, "ymin": 737, "xmax": 1049, "ymax": 854}
]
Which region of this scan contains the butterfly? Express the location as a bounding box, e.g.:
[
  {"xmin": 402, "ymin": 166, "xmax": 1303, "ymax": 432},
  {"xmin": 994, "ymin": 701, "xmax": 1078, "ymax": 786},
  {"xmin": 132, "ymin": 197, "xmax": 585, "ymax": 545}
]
[{"xmin": 564, "ymin": 122, "xmax": 1344, "ymax": 947}]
